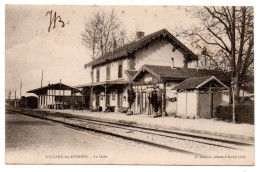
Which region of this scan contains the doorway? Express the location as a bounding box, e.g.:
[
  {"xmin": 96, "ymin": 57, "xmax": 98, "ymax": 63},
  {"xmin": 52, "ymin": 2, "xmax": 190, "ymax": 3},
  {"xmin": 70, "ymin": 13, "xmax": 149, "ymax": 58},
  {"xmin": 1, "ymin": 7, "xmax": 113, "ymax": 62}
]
[
  {"xmin": 199, "ymin": 93, "xmax": 211, "ymax": 118},
  {"xmin": 106, "ymin": 94, "xmax": 110, "ymax": 106},
  {"xmin": 118, "ymin": 89, "xmax": 123, "ymax": 108},
  {"xmin": 199, "ymin": 91, "xmax": 222, "ymax": 119},
  {"xmin": 142, "ymin": 92, "xmax": 147, "ymax": 114},
  {"xmin": 96, "ymin": 94, "xmax": 100, "ymax": 108}
]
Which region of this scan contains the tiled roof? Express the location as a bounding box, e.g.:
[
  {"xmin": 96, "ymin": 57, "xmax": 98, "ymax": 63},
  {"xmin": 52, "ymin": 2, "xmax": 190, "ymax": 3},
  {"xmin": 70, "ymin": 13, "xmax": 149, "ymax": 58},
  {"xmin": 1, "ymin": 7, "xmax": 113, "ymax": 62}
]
[
  {"xmin": 132, "ymin": 65, "xmax": 230, "ymax": 85},
  {"xmin": 27, "ymin": 83, "xmax": 80, "ymax": 95},
  {"xmin": 85, "ymin": 29, "xmax": 198, "ymax": 68},
  {"xmin": 174, "ymin": 76, "xmax": 228, "ymax": 90}
]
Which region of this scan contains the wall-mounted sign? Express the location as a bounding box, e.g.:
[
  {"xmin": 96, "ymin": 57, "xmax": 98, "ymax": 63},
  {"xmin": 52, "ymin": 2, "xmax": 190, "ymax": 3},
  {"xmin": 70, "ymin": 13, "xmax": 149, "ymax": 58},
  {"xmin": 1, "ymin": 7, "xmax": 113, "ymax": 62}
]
[
  {"xmin": 144, "ymin": 76, "xmax": 152, "ymax": 83},
  {"xmin": 168, "ymin": 97, "xmax": 177, "ymax": 102}
]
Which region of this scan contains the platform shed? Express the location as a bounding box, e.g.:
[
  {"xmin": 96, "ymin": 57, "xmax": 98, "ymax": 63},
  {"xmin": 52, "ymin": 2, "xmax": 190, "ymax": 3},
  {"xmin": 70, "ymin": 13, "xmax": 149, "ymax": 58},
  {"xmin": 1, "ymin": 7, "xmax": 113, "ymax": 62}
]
[{"xmin": 174, "ymin": 76, "xmax": 229, "ymax": 119}]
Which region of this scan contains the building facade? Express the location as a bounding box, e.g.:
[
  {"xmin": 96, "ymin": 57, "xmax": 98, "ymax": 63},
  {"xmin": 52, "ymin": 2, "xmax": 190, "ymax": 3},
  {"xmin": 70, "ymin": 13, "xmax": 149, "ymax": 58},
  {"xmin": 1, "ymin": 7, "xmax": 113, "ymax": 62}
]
[
  {"xmin": 82, "ymin": 29, "xmax": 230, "ymax": 117},
  {"xmin": 130, "ymin": 65, "xmax": 229, "ymax": 117}
]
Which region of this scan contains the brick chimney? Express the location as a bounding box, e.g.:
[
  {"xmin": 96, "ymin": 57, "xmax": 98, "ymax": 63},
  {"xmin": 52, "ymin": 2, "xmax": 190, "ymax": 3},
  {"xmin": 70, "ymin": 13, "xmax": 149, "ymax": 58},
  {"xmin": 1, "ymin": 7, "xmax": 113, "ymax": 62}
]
[
  {"xmin": 136, "ymin": 31, "xmax": 145, "ymax": 40},
  {"xmin": 171, "ymin": 57, "xmax": 175, "ymax": 68}
]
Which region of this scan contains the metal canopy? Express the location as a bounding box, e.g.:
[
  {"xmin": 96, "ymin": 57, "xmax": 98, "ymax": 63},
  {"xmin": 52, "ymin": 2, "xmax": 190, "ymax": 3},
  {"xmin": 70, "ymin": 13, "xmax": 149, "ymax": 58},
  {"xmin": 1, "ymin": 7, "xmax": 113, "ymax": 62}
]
[
  {"xmin": 76, "ymin": 80, "xmax": 130, "ymax": 88},
  {"xmin": 27, "ymin": 83, "xmax": 80, "ymax": 95}
]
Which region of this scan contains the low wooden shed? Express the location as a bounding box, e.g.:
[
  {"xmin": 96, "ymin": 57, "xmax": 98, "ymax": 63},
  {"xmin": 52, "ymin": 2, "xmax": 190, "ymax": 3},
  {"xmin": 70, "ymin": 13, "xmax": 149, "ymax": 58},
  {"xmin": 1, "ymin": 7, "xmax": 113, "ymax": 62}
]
[{"xmin": 174, "ymin": 76, "xmax": 229, "ymax": 119}]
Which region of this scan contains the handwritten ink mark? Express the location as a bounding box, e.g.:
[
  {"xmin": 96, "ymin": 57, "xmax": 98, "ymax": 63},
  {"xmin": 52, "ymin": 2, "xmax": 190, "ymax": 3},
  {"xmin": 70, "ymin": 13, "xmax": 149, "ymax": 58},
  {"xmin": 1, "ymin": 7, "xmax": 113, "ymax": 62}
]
[{"xmin": 46, "ymin": 10, "xmax": 65, "ymax": 32}]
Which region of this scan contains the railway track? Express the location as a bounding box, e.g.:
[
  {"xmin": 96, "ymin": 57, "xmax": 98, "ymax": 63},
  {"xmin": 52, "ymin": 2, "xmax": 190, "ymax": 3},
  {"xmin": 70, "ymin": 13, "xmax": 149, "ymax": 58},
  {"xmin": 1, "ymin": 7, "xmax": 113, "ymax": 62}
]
[{"xmin": 7, "ymin": 108, "xmax": 254, "ymax": 156}]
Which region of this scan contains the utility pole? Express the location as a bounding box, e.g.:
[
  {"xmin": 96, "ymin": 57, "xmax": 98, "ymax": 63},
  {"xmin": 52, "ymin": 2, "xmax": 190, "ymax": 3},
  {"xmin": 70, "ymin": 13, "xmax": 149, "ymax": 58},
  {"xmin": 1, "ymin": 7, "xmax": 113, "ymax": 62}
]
[
  {"xmin": 72, "ymin": 88, "xmax": 74, "ymax": 111},
  {"xmin": 20, "ymin": 82, "xmax": 22, "ymax": 99},
  {"xmin": 41, "ymin": 70, "xmax": 43, "ymax": 88},
  {"xmin": 48, "ymin": 81, "xmax": 50, "ymax": 109},
  {"xmin": 8, "ymin": 90, "xmax": 11, "ymax": 99},
  {"xmin": 63, "ymin": 81, "xmax": 65, "ymax": 109},
  {"xmin": 40, "ymin": 70, "xmax": 43, "ymax": 108},
  {"xmin": 15, "ymin": 90, "xmax": 16, "ymax": 107},
  {"xmin": 82, "ymin": 88, "xmax": 84, "ymax": 112},
  {"xmin": 59, "ymin": 79, "xmax": 61, "ymax": 109},
  {"xmin": 52, "ymin": 84, "xmax": 54, "ymax": 109}
]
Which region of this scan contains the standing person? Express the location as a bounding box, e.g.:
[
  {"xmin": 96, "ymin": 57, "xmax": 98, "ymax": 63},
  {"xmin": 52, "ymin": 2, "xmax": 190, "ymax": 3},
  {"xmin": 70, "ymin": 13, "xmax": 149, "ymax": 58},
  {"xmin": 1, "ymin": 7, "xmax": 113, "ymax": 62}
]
[{"xmin": 157, "ymin": 89, "xmax": 163, "ymax": 117}]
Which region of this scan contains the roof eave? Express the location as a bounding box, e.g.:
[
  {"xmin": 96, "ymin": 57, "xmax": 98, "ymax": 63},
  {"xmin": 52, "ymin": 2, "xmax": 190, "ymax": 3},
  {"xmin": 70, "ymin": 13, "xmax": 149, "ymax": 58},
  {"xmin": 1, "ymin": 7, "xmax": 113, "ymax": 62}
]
[
  {"xmin": 84, "ymin": 29, "xmax": 198, "ymax": 68},
  {"xmin": 132, "ymin": 65, "xmax": 162, "ymax": 81}
]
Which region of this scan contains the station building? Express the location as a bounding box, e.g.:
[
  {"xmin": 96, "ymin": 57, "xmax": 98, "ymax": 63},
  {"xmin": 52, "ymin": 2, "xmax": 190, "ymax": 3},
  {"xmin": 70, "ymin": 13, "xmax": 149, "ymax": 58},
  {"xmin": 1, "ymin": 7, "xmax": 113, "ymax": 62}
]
[{"xmin": 79, "ymin": 29, "xmax": 230, "ymax": 118}]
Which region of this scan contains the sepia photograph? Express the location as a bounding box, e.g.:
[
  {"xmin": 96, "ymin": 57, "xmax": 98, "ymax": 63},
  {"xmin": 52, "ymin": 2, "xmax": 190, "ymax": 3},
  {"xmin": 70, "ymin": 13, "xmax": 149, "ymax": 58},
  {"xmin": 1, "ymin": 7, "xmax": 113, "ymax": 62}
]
[{"xmin": 5, "ymin": 4, "xmax": 255, "ymax": 165}]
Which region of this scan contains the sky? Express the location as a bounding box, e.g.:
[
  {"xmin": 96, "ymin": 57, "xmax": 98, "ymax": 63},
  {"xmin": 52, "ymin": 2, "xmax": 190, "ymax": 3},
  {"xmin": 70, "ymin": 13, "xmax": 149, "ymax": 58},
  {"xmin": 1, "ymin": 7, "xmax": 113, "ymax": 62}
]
[{"xmin": 5, "ymin": 5, "xmax": 196, "ymax": 98}]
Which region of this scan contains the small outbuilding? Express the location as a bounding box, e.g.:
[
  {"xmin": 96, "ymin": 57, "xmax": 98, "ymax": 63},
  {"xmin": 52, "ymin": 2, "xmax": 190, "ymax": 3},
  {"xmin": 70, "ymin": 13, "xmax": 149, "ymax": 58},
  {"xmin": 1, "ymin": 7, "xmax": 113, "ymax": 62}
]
[
  {"xmin": 174, "ymin": 76, "xmax": 229, "ymax": 119},
  {"xmin": 27, "ymin": 83, "xmax": 84, "ymax": 109}
]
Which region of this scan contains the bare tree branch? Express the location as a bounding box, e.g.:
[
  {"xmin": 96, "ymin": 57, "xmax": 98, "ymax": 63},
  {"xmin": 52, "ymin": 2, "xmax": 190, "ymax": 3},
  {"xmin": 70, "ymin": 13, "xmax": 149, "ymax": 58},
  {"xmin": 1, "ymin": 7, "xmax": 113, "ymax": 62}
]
[
  {"xmin": 175, "ymin": 6, "xmax": 254, "ymax": 101},
  {"xmin": 81, "ymin": 9, "xmax": 126, "ymax": 60},
  {"xmin": 207, "ymin": 27, "xmax": 231, "ymax": 53}
]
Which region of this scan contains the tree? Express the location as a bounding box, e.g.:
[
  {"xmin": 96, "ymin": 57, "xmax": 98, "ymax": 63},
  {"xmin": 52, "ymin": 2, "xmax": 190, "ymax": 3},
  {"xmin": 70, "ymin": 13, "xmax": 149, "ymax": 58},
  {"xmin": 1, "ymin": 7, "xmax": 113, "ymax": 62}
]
[
  {"xmin": 82, "ymin": 9, "xmax": 127, "ymax": 60},
  {"xmin": 176, "ymin": 6, "xmax": 254, "ymax": 103}
]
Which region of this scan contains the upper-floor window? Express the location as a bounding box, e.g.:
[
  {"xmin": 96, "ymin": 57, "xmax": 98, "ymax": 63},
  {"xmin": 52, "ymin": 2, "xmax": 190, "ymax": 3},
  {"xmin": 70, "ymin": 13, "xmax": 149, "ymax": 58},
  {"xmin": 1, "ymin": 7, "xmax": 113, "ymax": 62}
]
[
  {"xmin": 171, "ymin": 57, "xmax": 174, "ymax": 68},
  {"xmin": 106, "ymin": 64, "xmax": 110, "ymax": 80},
  {"xmin": 118, "ymin": 61, "xmax": 123, "ymax": 78},
  {"xmin": 96, "ymin": 67, "xmax": 100, "ymax": 82},
  {"xmin": 91, "ymin": 69, "xmax": 94, "ymax": 83}
]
